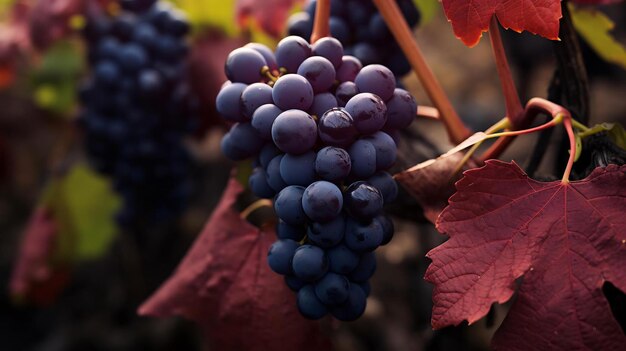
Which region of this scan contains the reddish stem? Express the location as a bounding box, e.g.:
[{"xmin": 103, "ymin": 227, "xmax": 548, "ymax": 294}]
[
  {"xmin": 561, "ymin": 117, "xmax": 576, "ymax": 183},
  {"xmin": 489, "ymin": 17, "xmax": 524, "ymax": 127},
  {"xmin": 372, "ymin": 0, "xmax": 470, "ymax": 144},
  {"xmin": 417, "ymin": 106, "xmax": 440, "ymax": 120},
  {"xmin": 310, "ymin": 0, "xmax": 330, "ymax": 43}
]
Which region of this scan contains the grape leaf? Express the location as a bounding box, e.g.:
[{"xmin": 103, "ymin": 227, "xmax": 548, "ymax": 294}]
[
  {"xmin": 441, "ymin": 0, "xmax": 562, "ymax": 47},
  {"xmin": 395, "ymin": 152, "xmax": 479, "ymax": 224},
  {"xmin": 28, "ymin": 0, "xmax": 84, "ymax": 51},
  {"xmin": 236, "ymin": 0, "xmax": 303, "ymax": 38},
  {"xmin": 0, "ymin": 1, "xmax": 31, "ymax": 65},
  {"xmin": 570, "ymin": 4, "xmax": 626, "ymax": 70},
  {"xmin": 426, "ymin": 160, "xmax": 626, "ymax": 350},
  {"xmin": 139, "ymin": 178, "xmax": 332, "ymax": 351}
]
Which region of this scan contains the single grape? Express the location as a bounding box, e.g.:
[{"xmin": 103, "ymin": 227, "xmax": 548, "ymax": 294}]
[
  {"xmin": 345, "ymin": 93, "xmax": 387, "ymax": 134},
  {"xmin": 285, "ymin": 275, "xmax": 306, "ymax": 292},
  {"xmin": 297, "ymin": 56, "xmax": 336, "ymax": 93},
  {"xmin": 271, "ymin": 109, "xmax": 317, "ymax": 154},
  {"xmin": 275, "ymin": 36, "xmax": 312, "ymax": 73},
  {"xmin": 312, "ymin": 37, "xmax": 344, "ymax": 69},
  {"xmin": 344, "ymin": 182, "xmax": 384, "ymax": 219},
  {"xmin": 330, "ymin": 284, "xmax": 367, "ymax": 321},
  {"xmin": 349, "ymin": 252, "xmax": 377, "ymax": 282},
  {"xmin": 344, "ymin": 217, "xmax": 383, "ymax": 252},
  {"xmin": 267, "ymin": 239, "xmax": 299, "ymax": 275},
  {"xmin": 355, "ymin": 64, "xmax": 395, "ymax": 101},
  {"xmin": 364, "ymin": 131, "xmax": 397, "ymax": 169},
  {"xmin": 276, "ymin": 220, "xmax": 306, "ymax": 241},
  {"xmin": 272, "ymin": 74, "xmax": 314, "ymax": 111},
  {"xmin": 359, "ymin": 281, "xmax": 371, "ymax": 297},
  {"xmin": 118, "ymin": 43, "xmax": 148, "ymax": 72},
  {"xmin": 274, "ymin": 186, "xmax": 307, "ymax": 225},
  {"xmin": 266, "ymin": 154, "xmax": 287, "ymax": 192},
  {"xmin": 297, "ymin": 285, "xmax": 328, "ymax": 319},
  {"xmin": 315, "ymin": 273, "xmax": 350, "ymax": 305},
  {"xmin": 280, "ymin": 151, "xmax": 317, "ymax": 186},
  {"xmin": 384, "ymin": 88, "xmax": 417, "ymax": 129},
  {"xmin": 216, "ymin": 82, "xmax": 247, "ymax": 122},
  {"xmin": 309, "ymin": 93, "xmax": 338, "ymax": 118},
  {"xmin": 292, "ymin": 245, "xmax": 329, "ymax": 281},
  {"xmin": 329, "ymin": 17, "xmax": 351, "ymax": 44},
  {"xmin": 241, "ymin": 83, "xmax": 273, "ymax": 118},
  {"xmin": 375, "ymin": 215, "xmax": 394, "ymax": 246},
  {"xmin": 244, "ymin": 42, "xmax": 279, "ymax": 71},
  {"xmin": 327, "ymin": 244, "xmax": 360, "ymax": 274},
  {"xmin": 352, "ymin": 42, "xmax": 381, "ymax": 66},
  {"xmin": 302, "ymin": 181, "xmax": 343, "ymax": 222},
  {"xmin": 249, "ymin": 167, "xmax": 275, "ymax": 199},
  {"xmin": 336, "ymin": 55, "xmax": 362, "ymax": 83},
  {"xmin": 251, "ymin": 104, "xmax": 282, "ymax": 140},
  {"xmin": 307, "ymin": 215, "xmax": 346, "ymax": 248},
  {"xmin": 258, "ymin": 143, "xmax": 282, "ymax": 169},
  {"xmin": 368, "ymin": 13, "xmax": 391, "ymax": 43},
  {"xmin": 335, "ymin": 81, "xmax": 359, "ymax": 107},
  {"xmin": 367, "ymin": 172, "xmax": 398, "ymax": 203},
  {"xmin": 318, "ymin": 108, "xmax": 358, "ymax": 147},
  {"xmin": 348, "ymin": 139, "xmax": 377, "ymax": 178},
  {"xmin": 287, "ymin": 13, "xmax": 313, "ymax": 40},
  {"xmin": 225, "ymin": 47, "xmax": 267, "ymax": 84},
  {"xmin": 95, "ymin": 61, "xmax": 120, "ymax": 86},
  {"xmin": 315, "ymin": 146, "xmax": 351, "ymax": 182}
]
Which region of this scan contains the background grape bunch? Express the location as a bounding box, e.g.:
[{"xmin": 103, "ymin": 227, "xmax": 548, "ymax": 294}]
[
  {"xmin": 79, "ymin": 0, "xmax": 198, "ymax": 226},
  {"xmin": 216, "ymin": 35, "xmax": 417, "ymax": 320},
  {"xmin": 287, "ymin": 0, "xmax": 420, "ymax": 77}
]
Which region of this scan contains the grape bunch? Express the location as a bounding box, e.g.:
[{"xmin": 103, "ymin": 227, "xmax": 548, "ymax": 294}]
[
  {"xmin": 79, "ymin": 0, "xmax": 197, "ymax": 226},
  {"xmin": 216, "ymin": 35, "xmax": 417, "ymax": 320},
  {"xmin": 287, "ymin": 0, "xmax": 420, "ymax": 77}
]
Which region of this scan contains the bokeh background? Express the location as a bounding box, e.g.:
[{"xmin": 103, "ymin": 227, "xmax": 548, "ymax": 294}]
[{"xmin": 1, "ymin": 0, "xmax": 625, "ymax": 350}]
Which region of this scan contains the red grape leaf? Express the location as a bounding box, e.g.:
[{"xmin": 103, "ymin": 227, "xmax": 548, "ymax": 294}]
[
  {"xmin": 395, "ymin": 152, "xmax": 479, "ymax": 224},
  {"xmin": 9, "ymin": 206, "xmax": 70, "ymax": 305},
  {"xmin": 426, "ymin": 160, "xmax": 626, "ymax": 350},
  {"xmin": 139, "ymin": 178, "xmax": 332, "ymax": 351},
  {"xmin": 441, "ymin": 0, "xmax": 562, "ymax": 47},
  {"xmin": 236, "ymin": 0, "xmax": 303, "ymax": 37}
]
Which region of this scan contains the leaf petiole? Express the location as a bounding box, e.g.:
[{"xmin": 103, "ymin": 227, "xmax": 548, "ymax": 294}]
[{"xmin": 309, "ymin": 0, "xmax": 330, "ymax": 43}]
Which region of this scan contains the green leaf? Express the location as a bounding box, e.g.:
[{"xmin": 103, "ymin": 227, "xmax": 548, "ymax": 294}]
[
  {"xmin": 45, "ymin": 164, "xmax": 121, "ymax": 262},
  {"xmin": 166, "ymin": 0, "xmax": 238, "ymax": 35},
  {"xmin": 414, "ymin": 0, "xmax": 439, "ymax": 25},
  {"xmin": 579, "ymin": 122, "xmax": 626, "ymax": 150},
  {"xmin": 570, "ymin": 4, "xmax": 626, "ymax": 70}
]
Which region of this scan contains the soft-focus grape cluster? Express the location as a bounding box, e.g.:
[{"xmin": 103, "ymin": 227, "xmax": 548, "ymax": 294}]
[
  {"xmin": 79, "ymin": 0, "xmax": 197, "ymax": 226},
  {"xmin": 216, "ymin": 35, "xmax": 417, "ymax": 320},
  {"xmin": 287, "ymin": 0, "xmax": 420, "ymax": 77}
]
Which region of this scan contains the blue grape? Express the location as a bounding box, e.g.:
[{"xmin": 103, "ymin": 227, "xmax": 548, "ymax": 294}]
[
  {"xmin": 267, "ymin": 239, "xmax": 299, "ymax": 275},
  {"xmin": 348, "ymin": 139, "xmax": 377, "ymax": 178},
  {"xmin": 119, "ymin": 44, "xmax": 148, "ymax": 72},
  {"xmin": 344, "ymin": 182, "xmax": 384, "ymax": 219},
  {"xmin": 287, "ymin": 13, "xmax": 313, "ymax": 40},
  {"xmin": 297, "ymin": 56, "xmax": 336, "ymax": 93},
  {"xmin": 355, "ymin": 64, "xmax": 395, "ymax": 101},
  {"xmin": 274, "ymin": 186, "xmax": 307, "ymax": 225},
  {"xmin": 344, "ymin": 217, "xmax": 383, "ymax": 252},
  {"xmin": 309, "ymin": 93, "xmax": 338, "ymax": 117},
  {"xmin": 302, "ymin": 181, "xmax": 343, "ymax": 222},
  {"xmin": 216, "ymin": 82, "xmax": 247, "ymax": 122},
  {"xmin": 375, "ymin": 215, "xmax": 394, "ymax": 245},
  {"xmin": 384, "ymin": 88, "xmax": 417, "ymax": 129},
  {"xmin": 318, "ymin": 108, "xmax": 358, "ymax": 147},
  {"xmin": 312, "ymin": 37, "xmax": 344, "ymax": 69},
  {"xmin": 398, "ymin": 0, "xmax": 421, "ymax": 27},
  {"xmin": 221, "ymin": 123, "xmax": 263, "ymax": 160},
  {"xmin": 258, "ymin": 143, "xmax": 282, "ymax": 168},
  {"xmin": 95, "ymin": 61, "xmax": 120, "ymax": 86},
  {"xmin": 251, "ymin": 104, "xmax": 282, "ymax": 140},
  {"xmin": 280, "ymin": 151, "xmax": 317, "ymax": 186},
  {"xmin": 349, "ymin": 252, "xmax": 377, "ymax": 282},
  {"xmin": 244, "ymin": 42, "xmax": 278, "ymax": 71},
  {"xmin": 272, "ymin": 74, "xmax": 314, "ymax": 110},
  {"xmin": 327, "ymin": 244, "xmax": 360, "ymax": 274},
  {"xmin": 297, "ymin": 285, "xmax": 328, "ymax": 319},
  {"xmin": 335, "ymin": 81, "xmax": 359, "ymax": 107},
  {"xmin": 359, "ymin": 281, "xmax": 371, "ymax": 297},
  {"xmin": 275, "ymin": 36, "xmax": 311, "ymax": 73},
  {"xmin": 330, "ymin": 284, "xmax": 367, "ymax": 321},
  {"xmin": 315, "ymin": 273, "xmax": 350, "ymax": 305},
  {"xmin": 367, "ymin": 172, "xmax": 398, "ymax": 203},
  {"xmin": 225, "ymin": 47, "xmax": 267, "ymax": 84},
  {"xmin": 368, "ymin": 13, "xmax": 391, "ymax": 43},
  {"xmin": 138, "ymin": 69, "xmax": 164, "ymax": 96},
  {"xmin": 329, "ymin": 17, "xmax": 351, "ymax": 44},
  {"xmin": 292, "ymin": 245, "xmax": 328, "ymax": 281},
  {"xmin": 352, "ymin": 42, "xmax": 381, "ymax": 66},
  {"xmin": 285, "ymin": 275, "xmax": 306, "ymax": 292},
  {"xmin": 336, "ymin": 55, "xmax": 362, "ymax": 82},
  {"xmin": 276, "ymin": 220, "xmax": 306, "ymax": 241},
  {"xmin": 266, "ymin": 154, "xmax": 287, "ymax": 192},
  {"xmin": 249, "ymin": 167, "xmax": 275, "ymax": 198},
  {"xmin": 364, "ymin": 131, "xmax": 397, "ymax": 169},
  {"xmin": 271, "ymin": 109, "xmax": 317, "ymax": 154},
  {"xmin": 315, "ymin": 146, "xmax": 351, "ymax": 182},
  {"xmin": 345, "ymin": 93, "xmax": 387, "ymax": 134},
  {"xmin": 307, "ymin": 215, "xmax": 346, "ymax": 248},
  {"xmin": 241, "ymin": 83, "xmax": 273, "ymax": 118}
]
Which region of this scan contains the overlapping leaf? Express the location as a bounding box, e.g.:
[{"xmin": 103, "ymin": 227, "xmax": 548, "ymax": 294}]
[
  {"xmin": 441, "ymin": 0, "xmax": 562, "ymax": 47},
  {"xmin": 236, "ymin": 0, "xmax": 303, "ymax": 38},
  {"xmin": 426, "ymin": 160, "xmax": 626, "ymax": 350},
  {"xmin": 139, "ymin": 178, "xmax": 332, "ymax": 351}
]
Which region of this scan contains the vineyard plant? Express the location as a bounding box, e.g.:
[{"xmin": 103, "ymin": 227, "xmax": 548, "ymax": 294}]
[{"xmin": 1, "ymin": 0, "xmax": 625, "ymax": 350}]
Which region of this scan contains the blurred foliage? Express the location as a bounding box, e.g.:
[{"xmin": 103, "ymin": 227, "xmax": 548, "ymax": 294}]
[
  {"xmin": 31, "ymin": 40, "xmax": 84, "ymax": 115},
  {"xmin": 43, "ymin": 163, "xmax": 121, "ymax": 262},
  {"xmin": 569, "ymin": 4, "xmax": 626, "ymax": 70},
  {"xmin": 166, "ymin": 0, "xmax": 238, "ymax": 35},
  {"xmin": 414, "ymin": 0, "xmax": 438, "ymax": 25}
]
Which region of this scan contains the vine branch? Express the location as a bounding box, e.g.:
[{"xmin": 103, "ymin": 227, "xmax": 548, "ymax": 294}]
[{"xmin": 310, "ymin": 0, "xmax": 330, "ymax": 43}]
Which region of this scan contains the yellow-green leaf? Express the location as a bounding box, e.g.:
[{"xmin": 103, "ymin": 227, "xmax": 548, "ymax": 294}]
[
  {"xmin": 414, "ymin": 0, "xmax": 439, "ymax": 25},
  {"xmin": 45, "ymin": 164, "xmax": 121, "ymax": 262},
  {"xmin": 570, "ymin": 4, "xmax": 626, "ymax": 70},
  {"xmin": 167, "ymin": 0, "xmax": 238, "ymax": 35}
]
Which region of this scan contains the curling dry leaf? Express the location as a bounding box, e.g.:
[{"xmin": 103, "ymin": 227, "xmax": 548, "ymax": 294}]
[
  {"xmin": 427, "ymin": 160, "xmax": 626, "ymax": 350},
  {"xmin": 441, "ymin": 0, "xmax": 562, "ymax": 47},
  {"xmin": 139, "ymin": 178, "xmax": 332, "ymax": 351}
]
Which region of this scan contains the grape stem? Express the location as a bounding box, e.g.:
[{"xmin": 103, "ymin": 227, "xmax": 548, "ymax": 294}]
[
  {"xmin": 417, "ymin": 106, "xmax": 440, "ymax": 120},
  {"xmin": 240, "ymin": 199, "xmax": 273, "ymax": 220},
  {"xmin": 310, "ymin": 0, "xmax": 330, "ymax": 43},
  {"xmin": 372, "ymin": 0, "xmax": 470, "ymax": 144},
  {"xmin": 488, "ymin": 16, "xmax": 524, "ymax": 127}
]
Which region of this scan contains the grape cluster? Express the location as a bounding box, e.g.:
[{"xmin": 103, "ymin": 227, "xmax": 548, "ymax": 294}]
[
  {"xmin": 287, "ymin": 0, "xmax": 420, "ymax": 77},
  {"xmin": 216, "ymin": 35, "xmax": 417, "ymax": 320},
  {"xmin": 79, "ymin": 0, "xmax": 197, "ymax": 226}
]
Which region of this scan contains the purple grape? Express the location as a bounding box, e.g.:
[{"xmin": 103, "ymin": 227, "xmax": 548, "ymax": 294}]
[
  {"xmin": 344, "ymin": 181, "xmax": 384, "ymax": 219},
  {"xmin": 336, "ymin": 55, "xmax": 362, "ymax": 82},
  {"xmin": 267, "ymin": 239, "xmax": 299, "ymax": 275},
  {"xmin": 315, "ymin": 146, "xmax": 351, "ymax": 182},
  {"xmin": 241, "ymin": 83, "xmax": 273, "ymax": 118},
  {"xmin": 355, "ymin": 64, "xmax": 395, "ymax": 101},
  {"xmin": 318, "ymin": 108, "xmax": 358, "ymax": 147},
  {"xmin": 315, "ymin": 273, "xmax": 350, "ymax": 305},
  {"xmin": 280, "ymin": 151, "xmax": 317, "ymax": 186},
  {"xmin": 272, "ymin": 74, "xmax": 314, "ymax": 110},
  {"xmin": 292, "ymin": 245, "xmax": 329, "ymax": 281},
  {"xmin": 216, "ymin": 82, "xmax": 247, "ymax": 122},
  {"xmin": 384, "ymin": 88, "xmax": 417, "ymax": 129},
  {"xmin": 345, "ymin": 93, "xmax": 387, "ymax": 134},
  {"xmin": 312, "ymin": 37, "xmax": 344, "ymax": 69},
  {"xmin": 309, "ymin": 93, "xmax": 338, "ymax": 117},
  {"xmin": 244, "ymin": 42, "xmax": 278, "ymax": 71},
  {"xmin": 335, "ymin": 81, "xmax": 359, "ymax": 107},
  {"xmin": 348, "ymin": 139, "xmax": 377, "ymax": 178},
  {"xmin": 297, "ymin": 56, "xmax": 336, "ymax": 93},
  {"xmin": 271, "ymin": 109, "xmax": 317, "ymax": 154},
  {"xmin": 275, "ymin": 36, "xmax": 312, "ymax": 73},
  {"xmin": 251, "ymin": 104, "xmax": 282, "ymax": 140},
  {"xmin": 302, "ymin": 181, "xmax": 343, "ymax": 222},
  {"xmin": 225, "ymin": 47, "xmax": 267, "ymax": 84}
]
